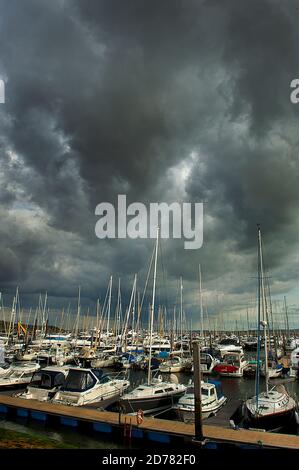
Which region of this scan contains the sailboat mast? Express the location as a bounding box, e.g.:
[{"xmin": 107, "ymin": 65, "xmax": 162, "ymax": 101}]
[
  {"xmin": 255, "ymin": 226, "xmax": 262, "ymax": 410},
  {"xmin": 180, "ymin": 276, "xmax": 183, "ymax": 355},
  {"xmin": 147, "ymin": 227, "xmax": 159, "ymax": 385},
  {"xmin": 259, "ymin": 233, "xmax": 269, "ymax": 396},
  {"xmin": 283, "ymin": 296, "xmax": 290, "ymax": 341},
  {"xmin": 258, "ymin": 226, "xmax": 269, "ymax": 397},
  {"xmin": 199, "ymin": 264, "xmax": 204, "ymax": 339},
  {"xmin": 75, "ymin": 286, "xmax": 81, "ymax": 342},
  {"xmin": 106, "ymin": 275, "xmax": 113, "ymax": 337}
]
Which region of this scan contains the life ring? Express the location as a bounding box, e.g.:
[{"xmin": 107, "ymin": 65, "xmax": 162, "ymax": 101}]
[{"xmin": 136, "ymin": 409, "xmax": 144, "ymax": 425}]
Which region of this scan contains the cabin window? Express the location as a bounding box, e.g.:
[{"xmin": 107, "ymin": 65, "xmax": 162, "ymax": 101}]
[
  {"xmin": 164, "ymin": 387, "xmax": 173, "ymax": 392},
  {"xmin": 22, "ymin": 372, "xmax": 34, "ymax": 378},
  {"xmin": 92, "ymin": 369, "xmax": 104, "ymax": 380},
  {"xmin": 154, "ymin": 390, "xmax": 164, "ymax": 394},
  {"xmin": 210, "ymin": 389, "xmax": 215, "ymax": 396},
  {"xmin": 64, "ymin": 370, "xmax": 96, "ymax": 392},
  {"xmin": 100, "ymin": 375, "xmax": 111, "ymax": 384},
  {"xmin": 54, "ymin": 373, "xmax": 66, "ymax": 387}
]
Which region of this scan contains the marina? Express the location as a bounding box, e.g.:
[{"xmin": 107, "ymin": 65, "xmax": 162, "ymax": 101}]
[{"xmin": 0, "ymin": 390, "xmax": 299, "ymax": 449}]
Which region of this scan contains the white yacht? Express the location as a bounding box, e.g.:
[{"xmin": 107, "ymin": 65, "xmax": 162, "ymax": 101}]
[
  {"xmin": 144, "ymin": 338, "xmax": 171, "ymax": 353},
  {"xmin": 120, "ymin": 374, "xmax": 186, "ymax": 414},
  {"xmin": 120, "ymin": 229, "xmax": 186, "ymax": 415},
  {"xmin": 191, "ymin": 352, "xmax": 219, "ymax": 375},
  {"xmin": 174, "ymin": 380, "xmax": 227, "ymax": 423},
  {"xmin": 243, "ymin": 385, "xmax": 297, "ymax": 431},
  {"xmin": 17, "ymin": 365, "xmax": 70, "ymax": 401},
  {"xmin": 291, "ymin": 346, "xmax": 299, "ymax": 369},
  {"xmin": 52, "ymin": 367, "xmax": 130, "ymax": 406},
  {"xmin": 0, "ymin": 363, "xmax": 11, "ymax": 377},
  {"xmin": 217, "ymin": 337, "xmax": 243, "ymax": 356},
  {"xmin": 0, "ymin": 362, "xmax": 40, "ymax": 389},
  {"xmin": 91, "ymin": 353, "xmax": 117, "ymax": 368},
  {"xmin": 260, "ymin": 361, "xmax": 283, "ymax": 379},
  {"xmin": 238, "ymin": 227, "xmax": 298, "ymax": 432},
  {"xmin": 213, "ymin": 351, "xmax": 248, "ymax": 377},
  {"xmin": 159, "ymin": 355, "xmax": 192, "ymax": 373}
]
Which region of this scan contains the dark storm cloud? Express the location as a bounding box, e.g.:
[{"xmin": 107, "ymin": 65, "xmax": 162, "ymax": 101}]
[{"xmin": 0, "ymin": 0, "xmax": 299, "ymax": 326}]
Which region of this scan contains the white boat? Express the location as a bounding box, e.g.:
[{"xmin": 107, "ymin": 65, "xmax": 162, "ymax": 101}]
[
  {"xmin": 238, "ymin": 227, "xmax": 298, "ymax": 432},
  {"xmin": 144, "ymin": 338, "xmax": 171, "ymax": 353},
  {"xmin": 191, "ymin": 352, "xmax": 219, "ymax": 375},
  {"xmin": 17, "ymin": 365, "xmax": 70, "ymax": 401},
  {"xmin": 217, "ymin": 338, "xmax": 243, "ymax": 356},
  {"xmin": 16, "ymin": 349, "xmax": 39, "ymax": 361},
  {"xmin": 120, "ymin": 374, "xmax": 186, "ymax": 414},
  {"xmin": 291, "ymin": 346, "xmax": 299, "ymax": 369},
  {"xmin": 91, "ymin": 353, "xmax": 117, "ymax": 368},
  {"xmin": 173, "ymin": 380, "xmax": 227, "ymax": 422},
  {"xmin": 52, "ymin": 367, "xmax": 130, "ymax": 406},
  {"xmin": 0, "ymin": 362, "xmax": 40, "ymax": 389},
  {"xmin": 0, "ymin": 363, "xmax": 11, "ymax": 377},
  {"xmin": 213, "ymin": 351, "xmax": 248, "ymax": 377},
  {"xmin": 243, "ymin": 385, "xmax": 297, "ymax": 431},
  {"xmin": 285, "ymin": 338, "xmax": 299, "ymax": 352},
  {"xmin": 159, "ymin": 355, "xmax": 191, "ymax": 373},
  {"xmin": 120, "ymin": 229, "xmax": 186, "ymax": 415},
  {"xmin": 260, "ymin": 361, "xmax": 283, "ymax": 379}
]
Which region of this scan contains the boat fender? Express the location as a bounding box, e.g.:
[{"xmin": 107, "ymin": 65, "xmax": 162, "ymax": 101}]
[
  {"xmin": 136, "ymin": 409, "xmax": 144, "ymax": 426},
  {"xmin": 295, "ymin": 410, "xmax": 299, "ymax": 426}
]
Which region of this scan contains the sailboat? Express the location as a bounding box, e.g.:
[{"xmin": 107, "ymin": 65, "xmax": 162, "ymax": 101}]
[
  {"xmin": 159, "ymin": 278, "xmax": 192, "ymax": 373},
  {"xmin": 120, "ymin": 228, "xmax": 186, "ymax": 414},
  {"xmin": 241, "ymin": 225, "xmax": 298, "ymax": 432}
]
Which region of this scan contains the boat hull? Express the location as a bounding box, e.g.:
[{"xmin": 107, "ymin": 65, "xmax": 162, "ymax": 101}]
[
  {"xmin": 244, "ymin": 406, "xmax": 297, "ymax": 432},
  {"xmin": 174, "ymin": 397, "xmax": 227, "ymax": 423},
  {"xmin": 120, "ymin": 391, "xmax": 185, "ymax": 415}
]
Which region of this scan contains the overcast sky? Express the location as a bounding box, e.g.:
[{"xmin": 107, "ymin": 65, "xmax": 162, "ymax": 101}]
[{"xmin": 1, "ymin": 0, "xmax": 299, "ymax": 329}]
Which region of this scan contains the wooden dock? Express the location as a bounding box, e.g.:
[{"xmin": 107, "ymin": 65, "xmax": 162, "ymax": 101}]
[{"xmin": 0, "ymin": 394, "xmax": 298, "ymax": 449}]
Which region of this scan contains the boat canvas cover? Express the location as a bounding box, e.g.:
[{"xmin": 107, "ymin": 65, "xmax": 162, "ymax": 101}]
[{"xmin": 62, "ymin": 369, "xmax": 98, "ymax": 392}]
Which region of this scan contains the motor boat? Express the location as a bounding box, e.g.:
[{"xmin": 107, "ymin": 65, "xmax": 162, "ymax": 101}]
[
  {"xmin": 114, "ymin": 353, "xmax": 141, "ymax": 370},
  {"xmin": 144, "ymin": 338, "xmax": 171, "ymax": 353},
  {"xmin": 243, "ymin": 337, "xmax": 258, "ymax": 351},
  {"xmin": 91, "ymin": 353, "xmax": 117, "ymax": 368},
  {"xmin": 159, "ymin": 355, "xmax": 191, "ymax": 373},
  {"xmin": 119, "ymin": 374, "xmax": 186, "ymax": 415},
  {"xmin": 190, "ymin": 353, "xmax": 219, "ymax": 375},
  {"xmin": 213, "ymin": 352, "xmax": 248, "ymax": 377},
  {"xmin": 285, "ymin": 338, "xmax": 299, "ymax": 352},
  {"xmin": 216, "ymin": 337, "xmax": 243, "ymax": 356},
  {"xmin": 291, "ymin": 347, "xmax": 299, "ymax": 370},
  {"xmin": 17, "ymin": 365, "xmax": 70, "ymax": 401},
  {"xmin": 260, "ymin": 361, "xmax": 283, "ymax": 379},
  {"xmin": 243, "ymin": 360, "xmax": 258, "ymax": 379},
  {"xmin": 52, "ymin": 367, "xmax": 130, "ymax": 406},
  {"xmin": 0, "ymin": 362, "xmax": 40, "ymax": 389},
  {"xmin": 173, "ymin": 380, "xmax": 227, "ymax": 423},
  {"xmin": 0, "ymin": 362, "xmax": 11, "ymax": 377}
]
